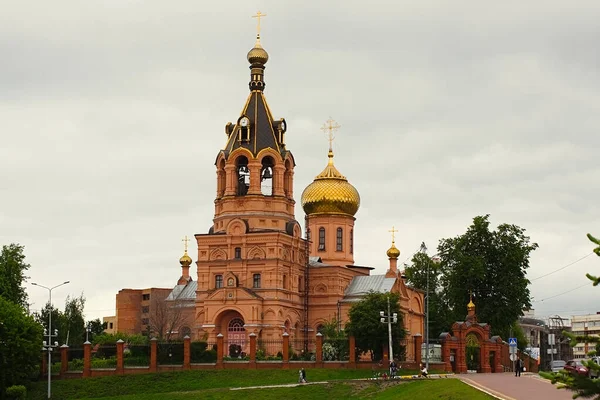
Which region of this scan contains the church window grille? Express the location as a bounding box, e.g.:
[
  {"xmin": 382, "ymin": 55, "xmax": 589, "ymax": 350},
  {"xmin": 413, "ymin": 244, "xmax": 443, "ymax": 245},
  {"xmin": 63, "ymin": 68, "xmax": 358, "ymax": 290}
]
[
  {"xmin": 234, "ymin": 247, "xmax": 241, "ymax": 259},
  {"xmin": 318, "ymin": 228, "xmax": 326, "ymax": 251},
  {"xmin": 215, "ymin": 275, "xmax": 223, "ymax": 289},
  {"xmin": 350, "ymin": 229, "xmax": 354, "ymax": 254},
  {"xmin": 336, "ymin": 228, "xmax": 343, "ymax": 251},
  {"xmin": 253, "ymin": 274, "xmax": 261, "ymax": 288}
]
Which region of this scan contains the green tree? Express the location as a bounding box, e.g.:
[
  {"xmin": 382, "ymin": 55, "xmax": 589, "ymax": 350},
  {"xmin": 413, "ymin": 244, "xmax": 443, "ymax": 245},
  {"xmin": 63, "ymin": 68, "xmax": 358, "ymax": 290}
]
[
  {"xmin": 543, "ymin": 233, "xmax": 600, "ymax": 398},
  {"xmin": 86, "ymin": 318, "xmax": 107, "ymax": 341},
  {"xmin": 63, "ymin": 294, "xmax": 86, "ymax": 346},
  {"xmin": 345, "ymin": 291, "xmax": 406, "ymax": 362},
  {"xmin": 0, "ymin": 244, "xmax": 30, "ymax": 308},
  {"xmin": 0, "ymin": 296, "xmax": 43, "ymax": 396},
  {"xmin": 437, "ymin": 215, "xmax": 537, "ymax": 339},
  {"xmin": 404, "ymin": 251, "xmax": 448, "ymax": 338}
]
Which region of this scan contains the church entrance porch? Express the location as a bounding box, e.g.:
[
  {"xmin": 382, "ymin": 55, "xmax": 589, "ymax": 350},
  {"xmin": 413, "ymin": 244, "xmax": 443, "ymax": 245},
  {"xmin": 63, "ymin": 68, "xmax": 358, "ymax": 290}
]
[{"xmin": 214, "ymin": 310, "xmax": 248, "ymax": 358}]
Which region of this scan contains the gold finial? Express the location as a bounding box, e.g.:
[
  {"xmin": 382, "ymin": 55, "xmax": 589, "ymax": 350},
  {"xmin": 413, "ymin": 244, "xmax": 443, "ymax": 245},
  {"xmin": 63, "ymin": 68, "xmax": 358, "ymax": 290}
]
[
  {"xmin": 182, "ymin": 235, "xmax": 190, "ymax": 253},
  {"xmin": 388, "ymin": 226, "xmax": 398, "ymax": 243},
  {"xmin": 467, "ymin": 290, "xmax": 475, "ymax": 310},
  {"xmin": 321, "ymin": 118, "xmax": 341, "ymax": 153},
  {"xmin": 252, "ymin": 11, "xmax": 267, "ymax": 44}
]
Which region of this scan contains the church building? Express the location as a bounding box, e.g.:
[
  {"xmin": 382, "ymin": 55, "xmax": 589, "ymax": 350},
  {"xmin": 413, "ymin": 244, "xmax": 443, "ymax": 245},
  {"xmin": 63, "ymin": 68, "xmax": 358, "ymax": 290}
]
[{"xmin": 110, "ymin": 21, "xmax": 425, "ymax": 357}]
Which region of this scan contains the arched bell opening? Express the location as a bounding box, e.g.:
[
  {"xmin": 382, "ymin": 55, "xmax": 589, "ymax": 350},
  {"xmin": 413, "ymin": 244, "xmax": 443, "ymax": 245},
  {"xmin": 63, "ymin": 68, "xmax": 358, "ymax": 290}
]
[
  {"xmin": 236, "ymin": 156, "xmax": 250, "ymax": 196},
  {"xmin": 261, "ymin": 156, "xmax": 274, "ymax": 196}
]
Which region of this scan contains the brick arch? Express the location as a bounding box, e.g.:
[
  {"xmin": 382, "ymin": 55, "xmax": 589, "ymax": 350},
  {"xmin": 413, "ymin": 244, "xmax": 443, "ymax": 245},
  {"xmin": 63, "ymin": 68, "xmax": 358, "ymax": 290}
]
[
  {"xmin": 248, "ymin": 246, "xmax": 266, "ymax": 260},
  {"xmin": 210, "ymin": 248, "xmax": 227, "ymax": 260}
]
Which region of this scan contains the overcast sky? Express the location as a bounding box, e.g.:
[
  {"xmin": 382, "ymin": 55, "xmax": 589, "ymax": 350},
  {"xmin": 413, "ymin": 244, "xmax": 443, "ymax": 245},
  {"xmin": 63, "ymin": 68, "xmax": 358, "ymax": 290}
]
[{"xmin": 2, "ymin": 0, "xmax": 599, "ymax": 325}]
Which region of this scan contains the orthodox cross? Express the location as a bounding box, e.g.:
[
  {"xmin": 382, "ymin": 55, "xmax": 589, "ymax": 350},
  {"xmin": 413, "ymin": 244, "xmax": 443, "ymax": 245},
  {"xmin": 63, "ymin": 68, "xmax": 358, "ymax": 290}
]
[
  {"xmin": 321, "ymin": 118, "xmax": 341, "ymax": 151},
  {"xmin": 252, "ymin": 11, "xmax": 267, "ymax": 40},
  {"xmin": 182, "ymin": 235, "xmax": 190, "ymax": 253},
  {"xmin": 389, "ymin": 226, "xmax": 398, "ymax": 243}
]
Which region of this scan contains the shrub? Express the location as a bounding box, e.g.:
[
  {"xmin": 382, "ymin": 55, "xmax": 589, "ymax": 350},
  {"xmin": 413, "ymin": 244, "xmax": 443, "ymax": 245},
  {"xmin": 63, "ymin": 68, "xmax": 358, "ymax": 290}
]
[
  {"xmin": 6, "ymin": 385, "xmax": 27, "ymax": 399},
  {"xmin": 229, "ymin": 343, "xmax": 242, "ymax": 358}
]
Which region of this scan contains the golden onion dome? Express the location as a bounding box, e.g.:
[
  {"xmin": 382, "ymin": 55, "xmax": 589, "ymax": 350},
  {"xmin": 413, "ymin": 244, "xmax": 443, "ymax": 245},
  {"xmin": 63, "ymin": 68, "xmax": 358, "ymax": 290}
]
[
  {"xmin": 247, "ymin": 41, "xmax": 269, "ymax": 65},
  {"xmin": 301, "ymin": 150, "xmax": 360, "ymax": 217},
  {"xmin": 179, "ymin": 251, "xmax": 192, "ymax": 266},
  {"xmin": 386, "ymin": 242, "xmax": 401, "ymax": 259},
  {"xmin": 467, "ymin": 298, "xmax": 476, "ymax": 311}
]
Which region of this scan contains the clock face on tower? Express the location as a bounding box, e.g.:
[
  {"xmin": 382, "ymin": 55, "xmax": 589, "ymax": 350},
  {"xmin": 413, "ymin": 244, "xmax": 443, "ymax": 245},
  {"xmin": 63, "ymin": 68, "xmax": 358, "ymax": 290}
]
[{"xmin": 240, "ymin": 117, "xmax": 250, "ymax": 127}]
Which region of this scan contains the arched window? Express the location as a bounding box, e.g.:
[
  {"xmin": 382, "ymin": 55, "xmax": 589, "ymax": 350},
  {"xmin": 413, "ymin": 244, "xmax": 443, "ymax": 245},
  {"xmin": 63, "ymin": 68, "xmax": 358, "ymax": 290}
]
[
  {"xmin": 234, "ymin": 247, "xmax": 241, "ymax": 259},
  {"xmin": 350, "ymin": 229, "xmax": 354, "ymax": 254},
  {"xmin": 236, "ymin": 156, "xmax": 250, "ymax": 196},
  {"xmin": 261, "ymin": 156, "xmax": 274, "ymax": 196},
  {"xmin": 283, "ymin": 274, "xmax": 288, "ymax": 289},
  {"xmin": 318, "ymin": 227, "xmax": 325, "ymax": 251},
  {"xmin": 336, "ymin": 228, "xmax": 343, "ymax": 251},
  {"xmin": 284, "ymin": 159, "xmax": 292, "ymax": 197}
]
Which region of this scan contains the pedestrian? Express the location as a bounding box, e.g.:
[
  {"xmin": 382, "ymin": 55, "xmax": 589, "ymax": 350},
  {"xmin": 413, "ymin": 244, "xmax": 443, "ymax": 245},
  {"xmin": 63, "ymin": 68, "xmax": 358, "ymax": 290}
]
[
  {"xmin": 420, "ymin": 363, "xmax": 428, "ymax": 378},
  {"xmin": 389, "ymin": 360, "xmax": 398, "ymax": 378},
  {"xmin": 301, "ymin": 368, "xmax": 307, "ymax": 383},
  {"xmin": 515, "ymin": 358, "xmax": 522, "ymax": 377},
  {"xmin": 298, "ymin": 369, "xmax": 303, "ymax": 383}
]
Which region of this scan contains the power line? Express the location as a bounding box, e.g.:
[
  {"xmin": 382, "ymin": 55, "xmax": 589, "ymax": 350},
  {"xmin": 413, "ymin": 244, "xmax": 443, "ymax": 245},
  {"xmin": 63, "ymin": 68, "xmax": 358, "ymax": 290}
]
[
  {"xmin": 533, "ymin": 281, "xmax": 594, "ymax": 303},
  {"xmin": 530, "ymin": 252, "xmax": 594, "ymax": 281}
]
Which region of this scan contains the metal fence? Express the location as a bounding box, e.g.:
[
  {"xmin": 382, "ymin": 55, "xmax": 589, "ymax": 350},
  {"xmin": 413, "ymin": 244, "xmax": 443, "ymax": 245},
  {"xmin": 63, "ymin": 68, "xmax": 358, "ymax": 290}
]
[
  {"xmin": 190, "ymin": 341, "xmax": 217, "ymax": 363},
  {"xmin": 68, "ymin": 347, "xmax": 84, "ymax": 371},
  {"xmin": 92, "ymin": 344, "xmax": 117, "ymax": 368},
  {"xmin": 124, "ymin": 344, "xmax": 150, "ymax": 367},
  {"xmin": 256, "ymin": 339, "xmax": 283, "ymax": 359},
  {"xmin": 157, "ymin": 342, "xmax": 184, "ymax": 365}
]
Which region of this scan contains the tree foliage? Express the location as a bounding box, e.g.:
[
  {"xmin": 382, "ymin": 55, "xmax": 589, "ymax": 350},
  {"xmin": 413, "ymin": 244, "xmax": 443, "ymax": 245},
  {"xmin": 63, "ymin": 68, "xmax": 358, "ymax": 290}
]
[
  {"xmin": 0, "ymin": 296, "xmax": 43, "ymax": 394},
  {"xmin": 0, "ymin": 244, "xmax": 30, "ymax": 309},
  {"xmin": 542, "ymin": 233, "xmax": 600, "ymax": 398},
  {"xmin": 345, "ymin": 291, "xmax": 406, "ymax": 361},
  {"xmin": 436, "ymin": 215, "xmax": 537, "ymax": 339},
  {"xmin": 33, "ymin": 293, "xmax": 87, "ymax": 347},
  {"xmin": 86, "ymin": 318, "xmax": 107, "ymax": 341}
]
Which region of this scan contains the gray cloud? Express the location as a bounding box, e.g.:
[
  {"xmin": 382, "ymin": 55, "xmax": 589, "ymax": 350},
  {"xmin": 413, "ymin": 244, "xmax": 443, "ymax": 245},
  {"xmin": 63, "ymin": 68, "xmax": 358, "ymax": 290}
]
[{"xmin": 2, "ymin": 0, "xmax": 599, "ymax": 322}]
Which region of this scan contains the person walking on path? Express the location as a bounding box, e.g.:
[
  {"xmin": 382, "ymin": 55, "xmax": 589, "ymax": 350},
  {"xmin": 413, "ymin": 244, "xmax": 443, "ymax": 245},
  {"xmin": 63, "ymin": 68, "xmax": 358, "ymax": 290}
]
[
  {"xmin": 300, "ymin": 368, "xmax": 307, "ymax": 383},
  {"xmin": 515, "ymin": 358, "xmax": 522, "ymax": 377}
]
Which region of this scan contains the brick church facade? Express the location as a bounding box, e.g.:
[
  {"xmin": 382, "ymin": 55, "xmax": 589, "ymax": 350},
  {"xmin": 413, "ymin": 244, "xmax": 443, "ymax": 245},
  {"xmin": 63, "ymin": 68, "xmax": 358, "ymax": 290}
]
[{"xmin": 109, "ymin": 28, "xmax": 425, "ymax": 355}]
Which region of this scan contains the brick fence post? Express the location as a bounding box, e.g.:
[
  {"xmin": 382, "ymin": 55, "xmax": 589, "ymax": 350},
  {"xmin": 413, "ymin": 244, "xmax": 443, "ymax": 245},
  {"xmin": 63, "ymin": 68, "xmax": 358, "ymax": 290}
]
[
  {"xmin": 150, "ymin": 338, "xmax": 158, "ymax": 372},
  {"xmin": 413, "ymin": 334, "xmax": 422, "ymax": 368},
  {"xmin": 316, "ymin": 333, "xmax": 323, "ymax": 365},
  {"xmin": 249, "ymin": 333, "xmax": 257, "ymax": 368},
  {"xmin": 183, "ymin": 335, "xmax": 191, "ymax": 370},
  {"xmin": 216, "ymin": 333, "xmax": 224, "ymax": 369},
  {"xmin": 282, "ymin": 332, "xmax": 290, "ymax": 368},
  {"xmin": 83, "ymin": 341, "xmax": 91, "ymax": 377},
  {"xmin": 349, "ymin": 336, "xmax": 356, "ymax": 367},
  {"xmin": 60, "ymin": 344, "xmax": 69, "ymax": 376},
  {"xmin": 116, "ymin": 339, "xmax": 124, "ymax": 374}
]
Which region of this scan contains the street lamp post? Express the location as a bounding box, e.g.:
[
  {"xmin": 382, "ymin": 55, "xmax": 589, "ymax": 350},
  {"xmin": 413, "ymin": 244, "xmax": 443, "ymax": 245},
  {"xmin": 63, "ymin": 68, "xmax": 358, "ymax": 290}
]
[
  {"xmin": 420, "ymin": 243, "xmax": 440, "ymax": 371},
  {"xmin": 380, "ymin": 294, "xmax": 398, "ymax": 362},
  {"xmin": 32, "ymin": 281, "xmax": 70, "ymax": 399},
  {"xmin": 86, "ymin": 323, "xmax": 91, "ymax": 343}
]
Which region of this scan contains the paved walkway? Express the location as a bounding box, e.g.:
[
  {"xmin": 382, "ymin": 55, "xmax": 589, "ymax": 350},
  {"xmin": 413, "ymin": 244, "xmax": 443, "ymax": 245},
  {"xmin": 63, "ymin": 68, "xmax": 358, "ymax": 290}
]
[{"xmin": 459, "ymin": 372, "xmax": 573, "ymax": 400}]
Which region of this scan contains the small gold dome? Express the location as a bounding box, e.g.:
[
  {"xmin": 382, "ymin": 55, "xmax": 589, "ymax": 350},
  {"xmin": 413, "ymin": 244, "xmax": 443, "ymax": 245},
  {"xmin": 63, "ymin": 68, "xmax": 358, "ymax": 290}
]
[
  {"xmin": 301, "ymin": 151, "xmax": 360, "ymax": 217},
  {"xmin": 179, "ymin": 251, "xmax": 192, "ymax": 266},
  {"xmin": 387, "ymin": 242, "xmax": 400, "ymax": 259},
  {"xmin": 467, "ymin": 298, "xmax": 475, "ymax": 310},
  {"xmin": 247, "ymin": 42, "xmax": 269, "ymax": 65}
]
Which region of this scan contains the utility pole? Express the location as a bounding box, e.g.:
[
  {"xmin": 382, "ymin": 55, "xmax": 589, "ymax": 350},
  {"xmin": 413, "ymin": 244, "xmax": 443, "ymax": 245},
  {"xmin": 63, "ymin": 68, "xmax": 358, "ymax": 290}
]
[{"xmin": 380, "ymin": 294, "xmax": 398, "ymax": 362}]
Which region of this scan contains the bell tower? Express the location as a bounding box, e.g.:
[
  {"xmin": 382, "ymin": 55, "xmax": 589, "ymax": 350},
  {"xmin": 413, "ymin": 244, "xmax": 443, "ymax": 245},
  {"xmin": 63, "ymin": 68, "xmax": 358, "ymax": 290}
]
[{"xmin": 212, "ymin": 12, "xmax": 297, "ymax": 235}]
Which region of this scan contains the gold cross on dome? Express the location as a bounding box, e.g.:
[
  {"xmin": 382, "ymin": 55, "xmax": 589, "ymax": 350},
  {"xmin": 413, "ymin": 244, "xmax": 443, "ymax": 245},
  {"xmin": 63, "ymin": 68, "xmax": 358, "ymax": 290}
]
[
  {"xmin": 388, "ymin": 226, "xmax": 398, "ymax": 243},
  {"xmin": 321, "ymin": 118, "xmax": 341, "ymax": 151},
  {"xmin": 252, "ymin": 11, "xmax": 267, "ymax": 38},
  {"xmin": 182, "ymin": 235, "xmax": 190, "ymax": 253}
]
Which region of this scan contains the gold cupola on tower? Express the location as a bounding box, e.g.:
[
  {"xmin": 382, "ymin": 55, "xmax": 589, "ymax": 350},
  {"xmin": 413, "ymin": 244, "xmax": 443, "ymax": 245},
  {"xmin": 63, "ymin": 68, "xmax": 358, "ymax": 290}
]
[{"xmin": 301, "ymin": 120, "xmax": 360, "ymax": 217}]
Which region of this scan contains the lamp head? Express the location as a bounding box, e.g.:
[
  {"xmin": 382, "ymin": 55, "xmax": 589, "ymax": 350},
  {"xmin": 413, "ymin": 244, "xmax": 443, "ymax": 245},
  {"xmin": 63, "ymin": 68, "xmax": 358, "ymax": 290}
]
[
  {"xmin": 380, "ymin": 318, "xmax": 385, "ymax": 323},
  {"xmin": 380, "ymin": 311, "xmax": 384, "ymax": 317}
]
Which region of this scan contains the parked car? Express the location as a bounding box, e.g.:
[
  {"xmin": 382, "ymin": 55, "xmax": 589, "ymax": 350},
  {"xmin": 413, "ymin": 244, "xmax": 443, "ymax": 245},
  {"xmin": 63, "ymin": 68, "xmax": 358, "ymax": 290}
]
[
  {"xmin": 550, "ymin": 360, "xmax": 566, "ymax": 373},
  {"xmin": 564, "ymin": 360, "xmax": 588, "ymax": 376},
  {"xmin": 587, "ymin": 356, "xmax": 599, "ymax": 378}
]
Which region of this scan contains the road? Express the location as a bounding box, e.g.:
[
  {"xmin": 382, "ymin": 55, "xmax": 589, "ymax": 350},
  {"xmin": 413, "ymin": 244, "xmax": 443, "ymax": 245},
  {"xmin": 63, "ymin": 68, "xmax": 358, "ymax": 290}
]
[{"xmin": 459, "ymin": 372, "xmax": 575, "ymax": 400}]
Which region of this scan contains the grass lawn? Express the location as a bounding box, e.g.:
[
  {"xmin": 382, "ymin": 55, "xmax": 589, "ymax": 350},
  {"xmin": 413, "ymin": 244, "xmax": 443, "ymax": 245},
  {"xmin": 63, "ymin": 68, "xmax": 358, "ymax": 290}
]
[{"xmin": 27, "ymin": 369, "xmax": 491, "ymax": 399}]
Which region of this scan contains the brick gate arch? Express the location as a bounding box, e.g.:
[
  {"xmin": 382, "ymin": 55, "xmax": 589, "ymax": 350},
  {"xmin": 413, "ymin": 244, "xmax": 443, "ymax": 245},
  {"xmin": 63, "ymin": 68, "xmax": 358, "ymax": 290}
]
[{"xmin": 439, "ymin": 299, "xmax": 504, "ymax": 374}]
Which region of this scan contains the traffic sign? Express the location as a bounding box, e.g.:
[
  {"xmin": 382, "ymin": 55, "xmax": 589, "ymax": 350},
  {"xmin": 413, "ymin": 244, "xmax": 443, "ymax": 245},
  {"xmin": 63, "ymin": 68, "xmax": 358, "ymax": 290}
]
[
  {"xmin": 510, "ymin": 354, "xmax": 517, "ymax": 361},
  {"xmin": 510, "ymin": 346, "xmax": 517, "ymax": 354},
  {"xmin": 509, "ymin": 338, "xmax": 517, "ymax": 347}
]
